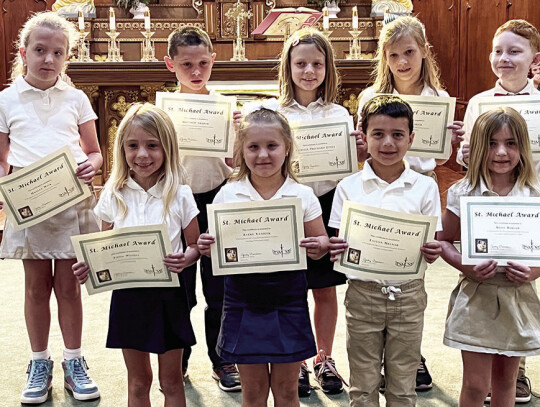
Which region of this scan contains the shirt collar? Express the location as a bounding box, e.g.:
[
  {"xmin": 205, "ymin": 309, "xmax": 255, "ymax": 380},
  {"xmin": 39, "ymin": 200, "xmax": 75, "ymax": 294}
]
[
  {"xmin": 234, "ymin": 176, "xmax": 299, "ymax": 200},
  {"xmin": 15, "ymin": 75, "xmax": 69, "ymax": 93},
  {"xmin": 285, "ymin": 97, "xmax": 325, "ymax": 111},
  {"xmin": 362, "ymin": 159, "xmax": 418, "ymax": 189},
  {"xmin": 493, "ymin": 79, "xmax": 536, "ymax": 95},
  {"xmin": 477, "ymin": 177, "xmax": 529, "ymax": 196},
  {"xmin": 391, "ymin": 84, "xmax": 438, "ymax": 97},
  {"xmin": 126, "ymin": 176, "xmax": 164, "ymax": 198}
]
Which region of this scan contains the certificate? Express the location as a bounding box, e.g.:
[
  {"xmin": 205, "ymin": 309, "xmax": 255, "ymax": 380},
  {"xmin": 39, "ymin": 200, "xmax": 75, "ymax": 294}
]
[
  {"xmin": 290, "ymin": 116, "xmax": 357, "ymax": 182},
  {"xmin": 473, "ymin": 95, "xmax": 540, "ymax": 158},
  {"xmin": 155, "ymin": 92, "xmax": 236, "ymax": 158},
  {"xmin": 71, "ymin": 224, "xmax": 177, "ymax": 295},
  {"xmin": 334, "ymin": 201, "xmax": 438, "ymax": 280},
  {"xmin": 0, "ymin": 146, "xmax": 91, "ymax": 231},
  {"xmin": 460, "ymin": 196, "xmax": 540, "ymax": 266},
  {"xmin": 207, "ymin": 198, "xmax": 306, "ymax": 275}
]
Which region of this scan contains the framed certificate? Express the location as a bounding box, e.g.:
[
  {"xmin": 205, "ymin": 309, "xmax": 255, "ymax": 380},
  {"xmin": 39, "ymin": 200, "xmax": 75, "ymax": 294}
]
[
  {"xmin": 334, "ymin": 201, "xmax": 438, "ymax": 280},
  {"xmin": 460, "ymin": 196, "xmax": 540, "ymax": 266},
  {"xmin": 290, "ymin": 116, "xmax": 358, "ymax": 182},
  {"xmin": 207, "ymin": 198, "xmax": 306, "ymax": 275},
  {"xmin": 155, "ymin": 92, "xmax": 237, "ymax": 158},
  {"xmin": 71, "ymin": 224, "xmax": 177, "ymax": 295},
  {"xmin": 376, "ymin": 94, "xmax": 456, "ymax": 159},
  {"xmin": 0, "ymin": 146, "xmax": 91, "ymax": 231},
  {"xmin": 473, "ymin": 95, "xmax": 540, "ymax": 158}
]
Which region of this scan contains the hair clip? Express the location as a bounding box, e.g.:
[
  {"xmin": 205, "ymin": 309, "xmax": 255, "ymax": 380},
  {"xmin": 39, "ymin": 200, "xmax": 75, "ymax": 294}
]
[
  {"xmin": 242, "ymin": 98, "xmax": 279, "ymax": 115},
  {"xmin": 291, "ymin": 38, "xmax": 300, "ymax": 47}
]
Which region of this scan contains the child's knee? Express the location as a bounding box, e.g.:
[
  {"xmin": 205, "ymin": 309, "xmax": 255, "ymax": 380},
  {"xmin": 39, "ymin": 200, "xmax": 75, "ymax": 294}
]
[
  {"xmin": 25, "ymin": 281, "xmax": 52, "ymax": 302},
  {"xmin": 53, "ymin": 281, "xmax": 81, "ymax": 301},
  {"xmin": 128, "ymin": 375, "xmax": 153, "ymax": 398},
  {"xmin": 159, "ymin": 376, "xmax": 183, "ymax": 395}
]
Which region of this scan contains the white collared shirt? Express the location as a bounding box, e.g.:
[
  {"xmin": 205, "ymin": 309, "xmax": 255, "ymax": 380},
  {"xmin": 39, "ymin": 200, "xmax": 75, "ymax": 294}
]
[
  {"xmin": 214, "ymin": 176, "xmax": 322, "ymax": 222},
  {"xmin": 329, "ymin": 160, "xmax": 442, "ymax": 283},
  {"xmin": 94, "ymin": 177, "xmax": 199, "ymax": 253},
  {"xmin": 278, "ymin": 98, "xmax": 351, "ymax": 197},
  {"xmin": 0, "ymin": 75, "xmax": 97, "ymax": 167},
  {"xmin": 358, "ymin": 85, "xmax": 450, "ymax": 174},
  {"xmin": 458, "ymin": 79, "xmax": 540, "ymax": 171}
]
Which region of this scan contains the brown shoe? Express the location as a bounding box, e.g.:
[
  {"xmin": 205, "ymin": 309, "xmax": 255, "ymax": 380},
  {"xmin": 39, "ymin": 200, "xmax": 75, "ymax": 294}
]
[{"xmin": 516, "ymin": 369, "xmax": 532, "ymax": 404}]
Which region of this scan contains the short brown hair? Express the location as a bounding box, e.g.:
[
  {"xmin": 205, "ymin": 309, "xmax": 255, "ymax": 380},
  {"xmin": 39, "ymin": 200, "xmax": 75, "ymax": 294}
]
[
  {"xmin": 361, "ymin": 95, "xmax": 414, "ymax": 134},
  {"xmin": 167, "ymin": 26, "xmax": 213, "ymax": 58},
  {"xmin": 495, "ymin": 19, "xmax": 540, "ymax": 53}
]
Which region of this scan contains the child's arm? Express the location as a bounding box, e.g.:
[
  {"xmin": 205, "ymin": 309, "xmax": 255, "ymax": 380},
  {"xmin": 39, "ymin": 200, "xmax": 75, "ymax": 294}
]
[
  {"xmin": 300, "ymin": 216, "xmax": 329, "ymax": 260},
  {"xmin": 164, "ymin": 218, "xmax": 201, "ymax": 273},
  {"xmin": 0, "ymin": 131, "xmax": 8, "ymax": 210},
  {"xmin": 328, "ymin": 234, "xmax": 348, "ymax": 262},
  {"xmin": 77, "ymin": 120, "xmax": 103, "ymax": 184},
  {"xmin": 225, "ymin": 110, "xmax": 243, "ymax": 167},
  {"xmin": 505, "ymin": 262, "xmax": 540, "ymax": 285},
  {"xmin": 437, "ymin": 210, "xmax": 497, "ymax": 281},
  {"xmin": 73, "ymin": 221, "xmax": 113, "ymax": 283},
  {"xmin": 197, "ymin": 232, "xmax": 215, "ymax": 257}
]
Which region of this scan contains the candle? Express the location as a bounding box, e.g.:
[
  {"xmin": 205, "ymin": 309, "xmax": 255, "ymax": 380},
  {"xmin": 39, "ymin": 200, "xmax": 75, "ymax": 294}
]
[
  {"xmin": 144, "ymin": 9, "xmax": 150, "ymax": 31},
  {"xmin": 78, "ymin": 9, "xmax": 84, "ymax": 31},
  {"xmin": 323, "ymin": 7, "xmax": 329, "ymax": 30},
  {"xmin": 352, "ymin": 6, "xmax": 359, "ymax": 30},
  {"xmin": 109, "ymin": 7, "xmax": 116, "ymax": 32}
]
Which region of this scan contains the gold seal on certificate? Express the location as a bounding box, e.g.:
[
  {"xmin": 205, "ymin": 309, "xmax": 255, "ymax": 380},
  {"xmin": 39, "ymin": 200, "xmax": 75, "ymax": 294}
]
[
  {"xmin": 155, "ymin": 92, "xmax": 236, "ymax": 158},
  {"xmin": 460, "ymin": 196, "xmax": 540, "ymax": 266},
  {"xmin": 473, "ymin": 95, "xmax": 540, "ymax": 158},
  {"xmin": 376, "ymin": 94, "xmax": 456, "ymax": 159},
  {"xmin": 0, "ymin": 146, "xmax": 91, "ymax": 231},
  {"xmin": 207, "ymin": 198, "xmax": 306, "ymax": 275},
  {"xmin": 334, "ymin": 201, "xmax": 437, "ymax": 281},
  {"xmin": 290, "ymin": 116, "xmax": 357, "ymax": 182},
  {"xmin": 71, "ymin": 224, "xmax": 177, "ymax": 295}
]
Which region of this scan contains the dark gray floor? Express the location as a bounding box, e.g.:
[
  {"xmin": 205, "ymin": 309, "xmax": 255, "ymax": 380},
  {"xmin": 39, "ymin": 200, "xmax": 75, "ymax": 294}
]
[{"xmin": 1, "ymin": 257, "xmax": 539, "ymax": 406}]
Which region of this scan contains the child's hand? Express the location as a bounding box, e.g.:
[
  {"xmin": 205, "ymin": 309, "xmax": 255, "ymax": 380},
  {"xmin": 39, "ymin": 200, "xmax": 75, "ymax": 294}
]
[
  {"xmin": 465, "ymin": 259, "xmax": 497, "ymax": 281},
  {"xmin": 197, "ymin": 233, "xmax": 215, "ymax": 257},
  {"xmin": 533, "ymin": 74, "xmax": 540, "ymax": 89},
  {"xmin": 300, "ymin": 236, "xmax": 327, "ymax": 260},
  {"xmin": 420, "ymin": 241, "xmax": 442, "ymax": 264},
  {"xmin": 505, "ymin": 261, "xmax": 540, "ymax": 285},
  {"xmin": 75, "ymin": 161, "xmax": 97, "ymax": 184},
  {"xmin": 462, "ymin": 143, "xmax": 470, "ymax": 166},
  {"xmin": 72, "ymin": 261, "xmax": 90, "ymax": 284},
  {"xmin": 233, "ymin": 110, "xmax": 243, "ymax": 133},
  {"xmin": 329, "ymin": 237, "xmax": 348, "ymax": 262},
  {"xmin": 448, "ymin": 121, "xmax": 465, "ymax": 144},
  {"xmin": 164, "ymin": 253, "xmax": 187, "ymax": 274},
  {"xmin": 350, "ymin": 129, "xmax": 369, "ymax": 162}
]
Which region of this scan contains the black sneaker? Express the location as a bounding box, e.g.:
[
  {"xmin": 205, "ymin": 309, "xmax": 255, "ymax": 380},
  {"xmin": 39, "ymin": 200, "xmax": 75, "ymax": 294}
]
[
  {"xmin": 516, "ymin": 369, "xmax": 532, "ymax": 403},
  {"xmin": 212, "ymin": 364, "xmax": 241, "ymax": 392},
  {"xmin": 313, "ymin": 350, "xmax": 347, "ymax": 394},
  {"xmin": 298, "ymin": 361, "xmax": 311, "ymax": 397},
  {"xmin": 415, "ymin": 356, "xmax": 433, "ymax": 391}
]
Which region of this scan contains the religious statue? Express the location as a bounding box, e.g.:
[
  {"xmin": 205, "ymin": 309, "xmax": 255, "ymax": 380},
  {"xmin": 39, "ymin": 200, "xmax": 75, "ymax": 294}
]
[
  {"xmin": 370, "ymin": 0, "xmax": 413, "ymax": 17},
  {"xmin": 52, "ymin": 0, "xmax": 96, "ymax": 18}
]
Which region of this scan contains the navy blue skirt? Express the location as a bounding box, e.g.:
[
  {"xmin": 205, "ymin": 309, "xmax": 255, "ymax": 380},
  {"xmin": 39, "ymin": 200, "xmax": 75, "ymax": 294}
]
[
  {"xmin": 107, "ymin": 275, "xmax": 196, "ymax": 354},
  {"xmin": 217, "ymin": 270, "xmax": 316, "ymax": 364}
]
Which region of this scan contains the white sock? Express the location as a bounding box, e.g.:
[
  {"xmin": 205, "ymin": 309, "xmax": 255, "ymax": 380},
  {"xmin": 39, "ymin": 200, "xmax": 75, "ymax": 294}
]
[
  {"xmin": 32, "ymin": 349, "xmax": 51, "ymax": 360},
  {"xmin": 63, "ymin": 347, "xmax": 82, "ymax": 361}
]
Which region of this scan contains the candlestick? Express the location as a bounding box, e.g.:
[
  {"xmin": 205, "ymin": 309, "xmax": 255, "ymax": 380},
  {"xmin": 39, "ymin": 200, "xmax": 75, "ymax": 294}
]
[
  {"xmin": 140, "ymin": 30, "xmax": 157, "ymax": 62},
  {"xmin": 323, "ymin": 7, "xmax": 330, "ymax": 31},
  {"xmin": 144, "ymin": 9, "xmax": 150, "ymax": 31},
  {"xmin": 352, "ymin": 6, "xmax": 358, "ymax": 30},
  {"xmin": 225, "ymin": 0, "xmax": 252, "ymax": 62},
  {"xmin": 78, "ymin": 9, "xmax": 84, "ymax": 31},
  {"xmin": 109, "ymin": 7, "xmax": 116, "ymax": 32},
  {"xmin": 105, "ymin": 30, "xmax": 121, "ymax": 62}
]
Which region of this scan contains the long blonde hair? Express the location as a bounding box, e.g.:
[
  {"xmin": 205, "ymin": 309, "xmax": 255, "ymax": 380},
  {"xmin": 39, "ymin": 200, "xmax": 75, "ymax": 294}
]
[
  {"xmin": 278, "ymin": 28, "xmax": 339, "ymax": 106},
  {"xmin": 460, "ymin": 107, "xmax": 539, "ymax": 193},
  {"xmin": 11, "ymin": 12, "xmax": 77, "ymax": 82},
  {"xmin": 371, "ymin": 16, "xmax": 442, "ymax": 94},
  {"xmin": 105, "ymin": 103, "xmax": 184, "ymax": 219},
  {"xmin": 232, "ymin": 108, "xmax": 298, "ymax": 182}
]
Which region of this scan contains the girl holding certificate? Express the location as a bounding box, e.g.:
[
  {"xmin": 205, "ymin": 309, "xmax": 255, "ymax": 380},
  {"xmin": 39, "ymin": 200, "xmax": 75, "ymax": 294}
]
[
  {"xmin": 73, "ymin": 103, "xmax": 200, "ymax": 407},
  {"xmin": 438, "ymin": 107, "xmax": 540, "ymax": 407},
  {"xmin": 197, "ymin": 108, "xmax": 329, "ymax": 407},
  {"xmin": 0, "ymin": 12, "xmax": 101, "ymax": 403}
]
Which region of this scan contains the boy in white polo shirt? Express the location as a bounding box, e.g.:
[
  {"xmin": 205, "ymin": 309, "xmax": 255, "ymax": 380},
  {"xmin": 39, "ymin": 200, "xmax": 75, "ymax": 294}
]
[{"xmin": 328, "ymin": 95, "xmax": 442, "ymax": 407}]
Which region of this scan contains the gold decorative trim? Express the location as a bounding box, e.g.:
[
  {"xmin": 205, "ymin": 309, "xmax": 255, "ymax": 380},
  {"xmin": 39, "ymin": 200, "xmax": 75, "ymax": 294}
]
[
  {"xmin": 193, "ymin": 0, "xmax": 203, "ymax": 15},
  {"xmin": 107, "ymin": 118, "xmax": 118, "ymax": 177},
  {"xmin": 140, "ymin": 84, "xmax": 164, "ymax": 104}
]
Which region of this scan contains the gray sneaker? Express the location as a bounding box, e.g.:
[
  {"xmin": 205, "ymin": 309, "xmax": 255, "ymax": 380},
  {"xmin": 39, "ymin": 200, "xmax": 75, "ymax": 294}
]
[
  {"xmin": 62, "ymin": 357, "xmax": 100, "ymax": 401},
  {"xmin": 21, "ymin": 359, "xmax": 53, "ymax": 404}
]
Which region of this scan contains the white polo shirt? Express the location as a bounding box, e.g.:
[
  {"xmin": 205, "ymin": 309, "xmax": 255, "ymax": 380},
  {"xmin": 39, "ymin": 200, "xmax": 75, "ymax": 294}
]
[
  {"xmin": 358, "ymin": 85, "xmax": 450, "ymax": 174},
  {"xmin": 457, "ymin": 79, "xmax": 540, "ymax": 172},
  {"xmin": 214, "ymin": 176, "xmax": 322, "ymax": 223},
  {"xmin": 94, "ymin": 177, "xmax": 199, "ymax": 253},
  {"xmin": 329, "ymin": 160, "xmax": 442, "ymax": 283},
  {"xmin": 278, "ymin": 98, "xmax": 351, "ymax": 197},
  {"xmin": 0, "ymin": 75, "xmax": 97, "ymax": 167}
]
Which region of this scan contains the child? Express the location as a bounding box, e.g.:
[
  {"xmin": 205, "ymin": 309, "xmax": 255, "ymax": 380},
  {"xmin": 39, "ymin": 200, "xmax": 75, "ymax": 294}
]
[
  {"xmin": 276, "ymin": 27, "xmax": 361, "ymax": 395},
  {"xmin": 163, "ymin": 26, "xmax": 242, "ymax": 390},
  {"xmin": 438, "ymin": 107, "xmax": 540, "ymax": 407},
  {"xmin": 73, "ymin": 103, "xmax": 200, "ymax": 406},
  {"xmin": 0, "ymin": 12, "xmax": 101, "ymax": 404},
  {"xmin": 458, "ymin": 20, "xmax": 540, "ymax": 173},
  {"xmin": 197, "ymin": 107, "xmax": 329, "ymax": 406},
  {"xmin": 531, "ymin": 62, "xmax": 540, "ymax": 90},
  {"xmin": 328, "ymin": 95, "xmax": 442, "ymax": 406}
]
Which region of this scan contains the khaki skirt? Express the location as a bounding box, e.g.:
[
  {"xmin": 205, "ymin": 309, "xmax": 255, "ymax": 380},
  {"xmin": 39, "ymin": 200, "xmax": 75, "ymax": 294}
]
[{"xmin": 443, "ymin": 273, "xmax": 540, "ymax": 357}]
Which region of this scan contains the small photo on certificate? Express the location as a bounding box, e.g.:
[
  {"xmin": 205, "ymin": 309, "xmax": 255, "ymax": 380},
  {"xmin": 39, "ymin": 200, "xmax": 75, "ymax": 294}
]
[
  {"xmin": 71, "ymin": 224, "xmax": 177, "ymax": 295},
  {"xmin": 207, "ymin": 198, "xmax": 307, "ymax": 275}
]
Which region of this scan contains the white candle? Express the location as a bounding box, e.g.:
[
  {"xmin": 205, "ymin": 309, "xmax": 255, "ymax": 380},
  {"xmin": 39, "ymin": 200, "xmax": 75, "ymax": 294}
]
[
  {"xmin": 323, "ymin": 7, "xmax": 329, "ymax": 30},
  {"xmin": 352, "ymin": 6, "xmax": 359, "ymax": 30},
  {"xmin": 109, "ymin": 7, "xmax": 116, "ymax": 31},
  {"xmin": 78, "ymin": 10, "xmax": 84, "ymax": 31},
  {"xmin": 144, "ymin": 9, "xmax": 150, "ymax": 31}
]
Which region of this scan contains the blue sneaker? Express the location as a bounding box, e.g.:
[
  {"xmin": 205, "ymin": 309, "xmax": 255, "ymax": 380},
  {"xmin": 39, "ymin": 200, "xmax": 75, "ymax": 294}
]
[
  {"xmin": 62, "ymin": 357, "xmax": 100, "ymax": 401},
  {"xmin": 21, "ymin": 359, "xmax": 53, "ymax": 404}
]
